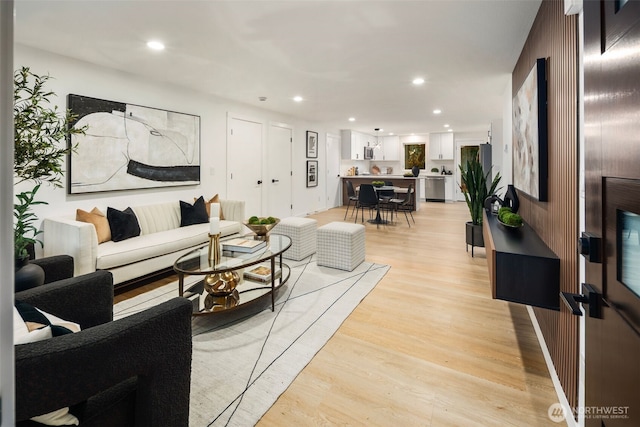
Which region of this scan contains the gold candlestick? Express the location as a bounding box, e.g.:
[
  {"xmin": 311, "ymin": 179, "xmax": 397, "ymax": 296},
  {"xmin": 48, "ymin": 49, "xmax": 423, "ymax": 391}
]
[{"xmin": 208, "ymin": 233, "xmax": 221, "ymax": 266}]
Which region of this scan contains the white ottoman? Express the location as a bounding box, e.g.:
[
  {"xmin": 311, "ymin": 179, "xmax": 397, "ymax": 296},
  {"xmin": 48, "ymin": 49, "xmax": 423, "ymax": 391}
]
[
  {"xmin": 317, "ymin": 222, "xmax": 365, "ymax": 271},
  {"xmin": 272, "ymin": 217, "xmax": 317, "ymax": 261}
]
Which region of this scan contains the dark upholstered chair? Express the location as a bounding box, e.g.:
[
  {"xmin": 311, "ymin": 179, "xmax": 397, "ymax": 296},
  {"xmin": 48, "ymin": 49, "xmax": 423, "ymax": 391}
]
[
  {"xmin": 355, "ymin": 184, "xmax": 380, "ymax": 227},
  {"xmin": 344, "ymin": 180, "xmax": 359, "ymax": 220},
  {"xmin": 389, "ymin": 183, "xmax": 416, "ymax": 227},
  {"xmin": 14, "ymin": 256, "xmax": 193, "ymax": 427}
]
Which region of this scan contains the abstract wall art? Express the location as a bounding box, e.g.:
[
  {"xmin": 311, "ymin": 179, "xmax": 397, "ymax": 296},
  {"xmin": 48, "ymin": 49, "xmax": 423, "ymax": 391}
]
[
  {"xmin": 67, "ymin": 94, "xmax": 201, "ymax": 194},
  {"xmin": 512, "ymin": 58, "xmax": 548, "ymax": 201}
]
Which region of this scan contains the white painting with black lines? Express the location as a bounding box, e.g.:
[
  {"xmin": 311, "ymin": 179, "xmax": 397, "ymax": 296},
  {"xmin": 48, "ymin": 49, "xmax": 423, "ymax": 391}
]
[{"xmin": 68, "ymin": 94, "xmax": 200, "ymax": 194}]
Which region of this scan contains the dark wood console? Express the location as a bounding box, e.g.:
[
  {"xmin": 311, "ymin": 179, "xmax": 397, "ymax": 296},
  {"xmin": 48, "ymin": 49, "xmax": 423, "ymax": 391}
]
[{"xmin": 483, "ymin": 211, "xmax": 560, "ymax": 310}]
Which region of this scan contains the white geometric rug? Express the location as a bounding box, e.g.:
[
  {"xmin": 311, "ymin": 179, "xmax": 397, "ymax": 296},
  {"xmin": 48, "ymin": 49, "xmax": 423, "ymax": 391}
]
[{"xmin": 113, "ymin": 255, "xmax": 389, "ymax": 427}]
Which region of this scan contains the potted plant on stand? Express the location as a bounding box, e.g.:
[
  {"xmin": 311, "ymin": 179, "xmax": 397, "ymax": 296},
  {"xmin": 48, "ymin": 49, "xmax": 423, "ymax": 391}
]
[
  {"xmin": 13, "ymin": 66, "xmax": 86, "ymax": 290},
  {"xmin": 459, "ymin": 156, "xmax": 501, "ymax": 256}
]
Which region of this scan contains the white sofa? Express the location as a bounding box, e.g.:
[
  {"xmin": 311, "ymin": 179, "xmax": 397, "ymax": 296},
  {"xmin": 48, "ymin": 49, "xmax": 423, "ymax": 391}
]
[{"xmin": 42, "ymin": 199, "xmax": 245, "ymax": 285}]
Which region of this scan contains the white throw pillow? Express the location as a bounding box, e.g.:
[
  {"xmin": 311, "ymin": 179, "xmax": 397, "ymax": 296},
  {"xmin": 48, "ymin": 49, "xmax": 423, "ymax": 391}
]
[{"xmin": 14, "ymin": 303, "xmax": 81, "ymax": 426}]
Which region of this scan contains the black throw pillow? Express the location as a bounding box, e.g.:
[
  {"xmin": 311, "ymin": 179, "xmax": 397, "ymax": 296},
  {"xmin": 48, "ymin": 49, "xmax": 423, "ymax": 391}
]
[
  {"xmin": 107, "ymin": 207, "xmax": 141, "ymax": 242},
  {"xmin": 180, "ymin": 196, "xmax": 209, "ymax": 227}
]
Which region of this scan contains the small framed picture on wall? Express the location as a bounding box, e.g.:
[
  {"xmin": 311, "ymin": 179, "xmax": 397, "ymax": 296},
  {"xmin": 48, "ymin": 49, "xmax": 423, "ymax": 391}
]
[
  {"xmin": 306, "ymin": 131, "xmax": 318, "ymax": 158},
  {"xmin": 306, "ymin": 160, "xmax": 318, "ymax": 187}
]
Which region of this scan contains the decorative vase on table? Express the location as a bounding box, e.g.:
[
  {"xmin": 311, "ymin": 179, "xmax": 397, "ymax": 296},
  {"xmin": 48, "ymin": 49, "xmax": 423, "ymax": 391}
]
[
  {"xmin": 503, "ymin": 184, "xmax": 520, "ymax": 213},
  {"xmin": 15, "ymin": 257, "xmax": 45, "ymax": 292},
  {"xmin": 411, "ymin": 166, "xmax": 420, "ymax": 177}
]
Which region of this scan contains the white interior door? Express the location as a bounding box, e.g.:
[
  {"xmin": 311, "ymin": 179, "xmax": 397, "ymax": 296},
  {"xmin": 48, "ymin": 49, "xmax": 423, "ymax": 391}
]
[
  {"xmin": 326, "ymin": 133, "xmax": 341, "ymax": 208},
  {"xmin": 227, "ymin": 114, "xmax": 263, "ymax": 216},
  {"xmin": 268, "ymin": 123, "xmax": 292, "ymax": 218}
]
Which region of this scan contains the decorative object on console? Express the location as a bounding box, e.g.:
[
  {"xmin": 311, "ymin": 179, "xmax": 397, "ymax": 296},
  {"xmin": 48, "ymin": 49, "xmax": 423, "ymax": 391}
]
[
  {"xmin": 483, "ymin": 194, "xmax": 504, "ymax": 215},
  {"xmin": 459, "ymin": 157, "xmax": 501, "ymax": 256},
  {"xmin": 106, "ymin": 207, "xmax": 141, "ymax": 242},
  {"xmin": 411, "ymin": 166, "xmax": 420, "ymax": 177},
  {"xmin": 497, "ymin": 206, "xmax": 523, "ymax": 229},
  {"xmin": 503, "ymin": 184, "xmax": 520, "ymax": 213},
  {"xmin": 67, "ymin": 94, "xmax": 201, "ymax": 194},
  {"xmin": 306, "ymin": 130, "xmax": 318, "ymax": 158},
  {"xmin": 306, "ymin": 160, "xmax": 318, "ymax": 187},
  {"xmin": 13, "ymin": 67, "xmax": 87, "ymax": 265},
  {"xmin": 512, "ymin": 57, "xmax": 548, "ymax": 201}
]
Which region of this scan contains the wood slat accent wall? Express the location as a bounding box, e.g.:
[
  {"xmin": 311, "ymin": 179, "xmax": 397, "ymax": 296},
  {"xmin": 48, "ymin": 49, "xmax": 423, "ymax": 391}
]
[{"xmin": 511, "ymin": 0, "xmax": 579, "ymax": 411}]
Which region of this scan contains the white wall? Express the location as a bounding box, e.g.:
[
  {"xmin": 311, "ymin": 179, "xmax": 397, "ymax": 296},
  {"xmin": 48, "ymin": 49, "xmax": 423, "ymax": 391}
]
[
  {"xmin": 501, "ymin": 77, "xmax": 514, "ymax": 191},
  {"xmin": 15, "ymin": 46, "xmax": 333, "ymax": 231}
]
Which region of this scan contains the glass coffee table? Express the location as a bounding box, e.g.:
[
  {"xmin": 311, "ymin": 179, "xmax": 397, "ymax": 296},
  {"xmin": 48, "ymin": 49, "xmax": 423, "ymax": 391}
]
[{"xmin": 173, "ymin": 234, "xmax": 291, "ymax": 316}]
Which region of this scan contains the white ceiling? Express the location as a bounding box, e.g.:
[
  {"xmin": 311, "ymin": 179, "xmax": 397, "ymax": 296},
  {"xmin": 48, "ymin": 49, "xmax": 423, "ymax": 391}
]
[{"xmin": 14, "ymin": 0, "xmax": 541, "ymax": 137}]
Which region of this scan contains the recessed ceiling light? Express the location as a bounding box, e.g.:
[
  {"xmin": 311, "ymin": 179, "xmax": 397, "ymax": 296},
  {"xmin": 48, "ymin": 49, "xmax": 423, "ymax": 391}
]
[
  {"xmin": 293, "ymin": 96, "xmax": 303, "ymax": 102},
  {"xmin": 412, "ymin": 77, "xmax": 425, "ymax": 85},
  {"xmin": 389, "ymin": 132, "xmax": 394, "ymax": 136},
  {"xmin": 348, "ymin": 117, "xmax": 356, "ymax": 122},
  {"xmin": 448, "ymin": 129, "xmax": 453, "ymax": 132},
  {"xmin": 433, "ymin": 109, "xmax": 442, "ymax": 114},
  {"xmin": 146, "ymin": 40, "xmax": 165, "ymax": 51},
  {"xmin": 444, "ymin": 124, "xmax": 450, "ymax": 128}
]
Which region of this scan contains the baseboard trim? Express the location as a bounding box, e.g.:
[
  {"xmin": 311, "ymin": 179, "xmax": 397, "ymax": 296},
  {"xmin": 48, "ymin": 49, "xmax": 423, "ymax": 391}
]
[{"xmin": 527, "ymin": 305, "xmax": 579, "ymax": 427}]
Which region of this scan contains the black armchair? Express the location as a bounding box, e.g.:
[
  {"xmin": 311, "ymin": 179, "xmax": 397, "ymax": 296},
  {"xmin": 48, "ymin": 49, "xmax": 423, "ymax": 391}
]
[{"xmin": 15, "ymin": 257, "xmax": 193, "ymax": 427}]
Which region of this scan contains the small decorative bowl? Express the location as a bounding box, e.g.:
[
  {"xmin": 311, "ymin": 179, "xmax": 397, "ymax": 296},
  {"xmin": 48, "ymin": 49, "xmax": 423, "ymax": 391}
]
[
  {"xmin": 497, "ymin": 218, "xmax": 524, "ymax": 230},
  {"xmin": 243, "ymin": 218, "xmax": 280, "ymax": 238}
]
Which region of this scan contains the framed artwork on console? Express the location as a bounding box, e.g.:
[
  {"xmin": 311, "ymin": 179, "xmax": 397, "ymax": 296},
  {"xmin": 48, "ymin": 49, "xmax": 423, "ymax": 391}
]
[
  {"xmin": 67, "ymin": 94, "xmax": 201, "ymax": 194},
  {"xmin": 306, "ymin": 160, "xmax": 318, "ymax": 187},
  {"xmin": 306, "ymin": 131, "xmax": 318, "ymax": 158},
  {"xmin": 512, "ymin": 58, "xmax": 548, "ymax": 201}
]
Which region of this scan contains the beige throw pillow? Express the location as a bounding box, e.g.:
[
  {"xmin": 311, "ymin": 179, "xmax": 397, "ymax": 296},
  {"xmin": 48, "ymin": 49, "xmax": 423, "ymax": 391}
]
[{"xmin": 76, "ymin": 207, "xmax": 111, "ymax": 243}]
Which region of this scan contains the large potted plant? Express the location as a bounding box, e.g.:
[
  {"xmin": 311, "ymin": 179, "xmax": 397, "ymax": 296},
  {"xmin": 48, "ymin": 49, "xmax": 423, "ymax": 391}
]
[
  {"xmin": 13, "ymin": 66, "xmax": 86, "ymax": 288},
  {"xmin": 459, "ymin": 157, "xmax": 501, "ymax": 251}
]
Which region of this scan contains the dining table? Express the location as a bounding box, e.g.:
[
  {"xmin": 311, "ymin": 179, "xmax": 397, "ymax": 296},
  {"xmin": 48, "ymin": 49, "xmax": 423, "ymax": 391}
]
[{"xmin": 355, "ymin": 185, "xmax": 411, "ymax": 225}]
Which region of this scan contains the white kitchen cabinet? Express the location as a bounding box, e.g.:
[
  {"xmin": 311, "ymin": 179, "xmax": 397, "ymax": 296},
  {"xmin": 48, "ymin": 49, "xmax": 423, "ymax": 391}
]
[
  {"xmin": 444, "ymin": 176, "xmax": 455, "ymax": 201},
  {"xmin": 375, "ymin": 135, "xmax": 400, "ymax": 161},
  {"xmin": 341, "ymin": 130, "xmax": 375, "ymax": 160},
  {"xmin": 429, "ymin": 132, "xmax": 454, "ymax": 160}
]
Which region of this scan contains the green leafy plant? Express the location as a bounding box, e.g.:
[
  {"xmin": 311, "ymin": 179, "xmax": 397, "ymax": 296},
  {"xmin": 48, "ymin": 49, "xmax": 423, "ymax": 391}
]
[
  {"xmin": 459, "ymin": 157, "xmax": 501, "ymax": 225},
  {"xmin": 497, "ymin": 207, "xmax": 523, "ymax": 227},
  {"xmin": 13, "ymin": 66, "xmax": 87, "ymax": 259},
  {"xmin": 371, "ymin": 180, "xmax": 385, "ymax": 187}
]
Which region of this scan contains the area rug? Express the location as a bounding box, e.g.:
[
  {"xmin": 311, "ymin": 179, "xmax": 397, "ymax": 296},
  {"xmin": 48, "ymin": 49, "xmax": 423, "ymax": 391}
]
[{"xmin": 113, "ymin": 256, "xmax": 389, "ymax": 426}]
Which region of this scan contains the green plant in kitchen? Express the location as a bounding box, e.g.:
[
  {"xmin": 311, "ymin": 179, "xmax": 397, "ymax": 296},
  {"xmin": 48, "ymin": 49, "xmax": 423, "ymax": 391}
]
[
  {"xmin": 459, "ymin": 157, "xmax": 501, "ymax": 226},
  {"xmin": 430, "ymin": 167, "xmax": 439, "ymax": 173},
  {"xmin": 371, "ymin": 180, "xmax": 385, "ymax": 187},
  {"xmin": 13, "ymin": 66, "xmax": 87, "ymax": 260}
]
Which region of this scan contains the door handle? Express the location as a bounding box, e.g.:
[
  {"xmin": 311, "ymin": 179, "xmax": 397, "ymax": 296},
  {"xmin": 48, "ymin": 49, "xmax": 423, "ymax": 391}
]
[
  {"xmin": 578, "ymin": 231, "xmax": 602, "ymax": 263},
  {"xmin": 560, "ymin": 283, "xmax": 603, "ymax": 318},
  {"xmin": 257, "ymin": 180, "xmax": 262, "ymax": 185},
  {"xmin": 272, "ymin": 179, "xmax": 279, "ymax": 183}
]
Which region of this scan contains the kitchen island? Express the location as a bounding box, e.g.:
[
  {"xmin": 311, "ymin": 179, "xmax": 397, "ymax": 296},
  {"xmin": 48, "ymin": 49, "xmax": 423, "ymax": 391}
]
[{"xmin": 341, "ymin": 176, "xmax": 421, "ymax": 211}]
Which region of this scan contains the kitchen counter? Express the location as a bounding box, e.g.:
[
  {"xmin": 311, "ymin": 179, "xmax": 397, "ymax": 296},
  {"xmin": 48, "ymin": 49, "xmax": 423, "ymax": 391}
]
[{"xmin": 341, "ymin": 176, "xmax": 420, "ymax": 211}]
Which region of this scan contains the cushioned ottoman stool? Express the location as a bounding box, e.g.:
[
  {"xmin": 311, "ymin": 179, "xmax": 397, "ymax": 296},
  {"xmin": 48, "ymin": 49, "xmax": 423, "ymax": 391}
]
[
  {"xmin": 317, "ymin": 222, "xmax": 365, "ymax": 271},
  {"xmin": 272, "ymin": 217, "xmax": 318, "ymax": 261}
]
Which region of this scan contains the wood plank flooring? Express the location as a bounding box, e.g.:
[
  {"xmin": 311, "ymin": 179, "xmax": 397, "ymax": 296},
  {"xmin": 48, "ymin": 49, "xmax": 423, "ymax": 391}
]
[
  {"xmin": 117, "ymin": 201, "xmax": 559, "ymax": 426},
  {"xmin": 258, "ymin": 202, "xmax": 558, "ymax": 426}
]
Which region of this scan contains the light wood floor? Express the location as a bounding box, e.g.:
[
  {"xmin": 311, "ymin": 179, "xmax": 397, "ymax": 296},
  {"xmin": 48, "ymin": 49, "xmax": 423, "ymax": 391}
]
[{"xmin": 118, "ymin": 202, "xmax": 559, "ymax": 426}]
